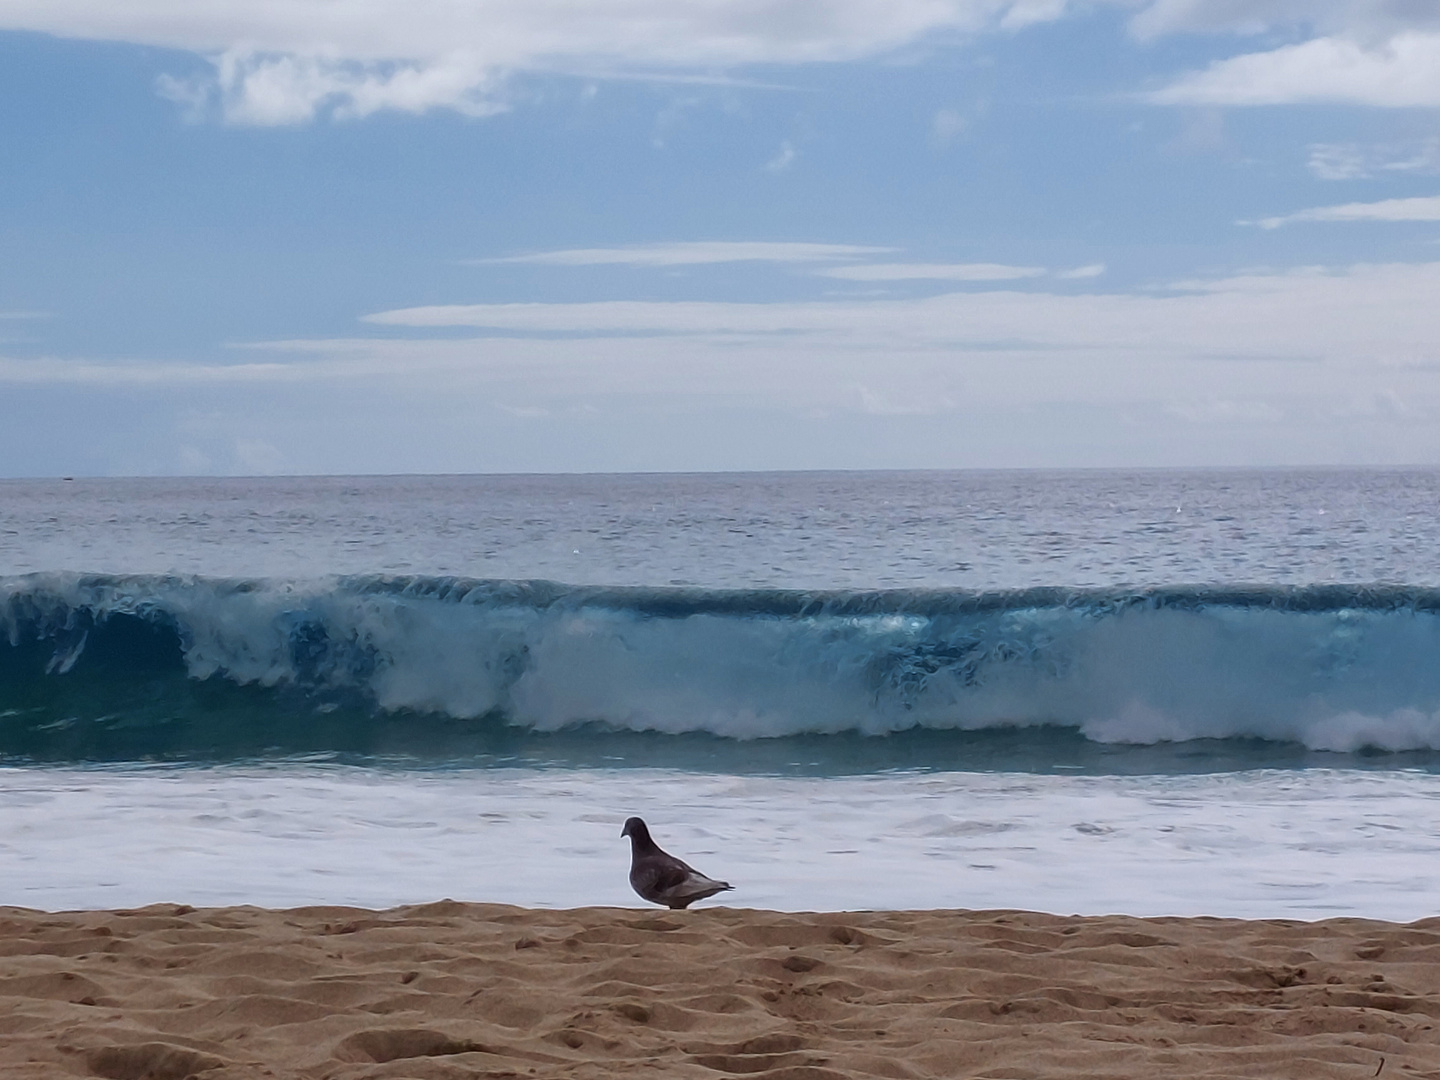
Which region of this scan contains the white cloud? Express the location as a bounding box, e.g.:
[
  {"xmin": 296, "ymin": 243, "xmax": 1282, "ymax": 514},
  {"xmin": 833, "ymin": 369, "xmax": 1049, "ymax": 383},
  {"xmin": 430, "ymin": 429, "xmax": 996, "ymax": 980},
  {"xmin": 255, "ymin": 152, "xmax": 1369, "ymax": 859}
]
[
  {"xmin": 1251, "ymin": 195, "xmax": 1440, "ymax": 228},
  {"xmin": 262, "ymin": 262, "xmax": 1440, "ymax": 436},
  {"xmin": 1165, "ymin": 398, "xmax": 1285, "ymax": 424},
  {"xmin": 1307, "ymin": 143, "xmax": 1373, "ymax": 181},
  {"xmin": 14, "ymin": 264, "xmax": 1440, "ymax": 462},
  {"xmin": 856, "ymin": 385, "xmax": 957, "ymax": 414},
  {"xmin": 999, "ymin": 0, "xmax": 1072, "ymax": 30},
  {"xmin": 1132, "ymin": 1, "xmax": 1440, "ymax": 109},
  {"xmin": 361, "ymin": 300, "xmax": 810, "ymax": 334},
  {"xmin": 0, "ymin": 0, "xmax": 1030, "ymax": 61},
  {"xmin": 0, "ymin": 357, "xmax": 301, "ymax": 384},
  {"xmin": 10, "ymin": 262, "xmax": 1437, "ymax": 407},
  {"xmin": 12, "ymin": 0, "xmax": 1440, "ymax": 121},
  {"xmin": 1308, "ymin": 138, "xmax": 1440, "ymax": 180},
  {"xmin": 1165, "ymin": 107, "xmax": 1227, "ymax": 155},
  {"xmin": 158, "ymin": 50, "xmax": 513, "ymax": 125},
  {"xmin": 0, "ymin": 0, "xmax": 1050, "ymax": 124},
  {"xmin": 764, "ymin": 140, "xmax": 798, "ymax": 173},
  {"xmin": 1127, "ymin": 0, "xmax": 1440, "ymax": 41},
  {"xmin": 232, "ymin": 437, "xmax": 286, "ymax": 474},
  {"xmin": 176, "ymin": 444, "xmax": 213, "ymax": 474},
  {"xmin": 479, "ymin": 241, "xmax": 895, "ymax": 267},
  {"xmin": 817, "ymin": 262, "xmax": 1046, "ymax": 281},
  {"xmin": 1058, "ymin": 263, "xmax": 1106, "ymax": 279},
  {"xmin": 931, "ymin": 108, "xmax": 969, "ymax": 144},
  {"xmin": 1151, "ymin": 31, "xmax": 1440, "ymax": 107},
  {"xmin": 495, "ymin": 403, "xmax": 552, "ymax": 418},
  {"xmin": 221, "ymin": 52, "xmax": 509, "ymax": 124},
  {"xmin": 352, "ymin": 262, "xmax": 1440, "ymax": 364}
]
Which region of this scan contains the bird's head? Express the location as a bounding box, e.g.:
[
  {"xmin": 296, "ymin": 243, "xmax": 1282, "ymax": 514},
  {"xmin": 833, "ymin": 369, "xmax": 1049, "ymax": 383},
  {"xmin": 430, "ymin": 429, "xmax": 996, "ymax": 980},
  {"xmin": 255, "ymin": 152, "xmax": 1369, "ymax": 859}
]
[{"xmin": 621, "ymin": 816, "xmax": 649, "ymax": 841}]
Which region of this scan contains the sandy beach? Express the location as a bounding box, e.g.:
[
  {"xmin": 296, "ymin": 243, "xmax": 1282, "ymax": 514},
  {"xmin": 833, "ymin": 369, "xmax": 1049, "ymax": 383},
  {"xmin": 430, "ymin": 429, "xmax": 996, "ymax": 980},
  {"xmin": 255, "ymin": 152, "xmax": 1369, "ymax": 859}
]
[{"xmin": 3, "ymin": 903, "xmax": 1438, "ymax": 1079}]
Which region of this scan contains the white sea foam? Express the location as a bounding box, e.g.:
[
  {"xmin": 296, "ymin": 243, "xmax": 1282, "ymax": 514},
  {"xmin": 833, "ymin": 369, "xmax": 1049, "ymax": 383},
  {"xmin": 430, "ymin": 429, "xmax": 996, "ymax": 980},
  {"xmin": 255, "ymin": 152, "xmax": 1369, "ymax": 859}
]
[
  {"xmin": 4, "ymin": 765, "xmax": 1440, "ymax": 921},
  {"xmin": 10, "ymin": 573, "xmax": 1440, "ymax": 751},
  {"xmin": 5, "ymin": 472, "xmax": 1440, "ymax": 924}
]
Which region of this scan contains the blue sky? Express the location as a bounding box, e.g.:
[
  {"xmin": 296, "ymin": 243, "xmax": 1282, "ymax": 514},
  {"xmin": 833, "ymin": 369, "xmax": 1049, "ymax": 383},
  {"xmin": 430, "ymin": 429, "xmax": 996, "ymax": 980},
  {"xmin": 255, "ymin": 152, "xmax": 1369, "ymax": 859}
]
[{"xmin": 2, "ymin": 1, "xmax": 1440, "ymax": 475}]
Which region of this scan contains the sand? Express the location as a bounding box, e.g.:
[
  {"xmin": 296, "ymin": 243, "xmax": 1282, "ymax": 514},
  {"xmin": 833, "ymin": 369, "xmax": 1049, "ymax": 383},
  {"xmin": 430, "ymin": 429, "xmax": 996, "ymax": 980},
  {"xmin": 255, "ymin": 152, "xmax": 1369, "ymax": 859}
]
[{"xmin": 2, "ymin": 903, "xmax": 1438, "ymax": 1079}]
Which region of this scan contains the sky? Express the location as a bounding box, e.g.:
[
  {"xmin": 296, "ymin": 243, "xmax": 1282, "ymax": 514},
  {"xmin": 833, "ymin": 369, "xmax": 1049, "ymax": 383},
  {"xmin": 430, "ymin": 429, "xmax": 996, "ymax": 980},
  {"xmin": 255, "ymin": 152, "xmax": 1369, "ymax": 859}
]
[{"xmin": 2, "ymin": 1, "xmax": 1440, "ymax": 476}]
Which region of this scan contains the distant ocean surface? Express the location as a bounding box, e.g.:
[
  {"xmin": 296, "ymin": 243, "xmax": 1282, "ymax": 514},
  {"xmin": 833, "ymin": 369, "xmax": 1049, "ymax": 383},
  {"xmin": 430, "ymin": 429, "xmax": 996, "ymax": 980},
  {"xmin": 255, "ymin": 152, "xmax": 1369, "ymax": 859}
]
[{"xmin": 5, "ymin": 469, "xmax": 1440, "ymax": 919}]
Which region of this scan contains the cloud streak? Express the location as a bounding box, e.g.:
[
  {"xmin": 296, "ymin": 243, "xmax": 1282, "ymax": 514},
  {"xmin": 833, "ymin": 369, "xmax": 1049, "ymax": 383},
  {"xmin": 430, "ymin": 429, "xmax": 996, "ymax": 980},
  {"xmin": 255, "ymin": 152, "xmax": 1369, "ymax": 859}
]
[
  {"xmin": 9, "ymin": 0, "xmax": 1440, "ymax": 120},
  {"xmin": 479, "ymin": 242, "xmax": 893, "ymax": 267},
  {"xmin": 12, "ymin": 264, "xmax": 1440, "ymax": 465},
  {"xmin": 1307, "ymin": 139, "xmax": 1440, "ymax": 180},
  {"xmin": 352, "ymin": 264, "xmax": 1440, "ymax": 361},
  {"xmin": 1151, "ymin": 31, "xmax": 1440, "ymax": 108},
  {"xmin": 817, "ymin": 262, "xmax": 1046, "ymax": 281},
  {"xmin": 1128, "ymin": 0, "xmax": 1440, "ymax": 41},
  {"xmin": 0, "ymin": 356, "xmax": 301, "ymax": 384},
  {"xmin": 1057, "ymin": 263, "xmax": 1106, "ymax": 279},
  {"xmin": 1251, "ymin": 195, "xmax": 1440, "ymax": 229},
  {"xmin": 240, "ymin": 262, "xmax": 1440, "ymax": 439},
  {"xmin": 1133, "ymin": 2, "xmax": 1440, "ymax": 109},
  {"xmin": 0, "ymin": 0, "xmax": 1060, "ymax": 123}
]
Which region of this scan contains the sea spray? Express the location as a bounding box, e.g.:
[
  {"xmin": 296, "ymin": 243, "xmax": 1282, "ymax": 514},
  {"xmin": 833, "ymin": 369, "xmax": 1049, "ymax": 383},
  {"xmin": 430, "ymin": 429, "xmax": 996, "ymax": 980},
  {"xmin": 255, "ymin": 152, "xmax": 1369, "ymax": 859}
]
[{"xmin": 7, "ymin": 573, "xmax": 1440, "ymax": 755}]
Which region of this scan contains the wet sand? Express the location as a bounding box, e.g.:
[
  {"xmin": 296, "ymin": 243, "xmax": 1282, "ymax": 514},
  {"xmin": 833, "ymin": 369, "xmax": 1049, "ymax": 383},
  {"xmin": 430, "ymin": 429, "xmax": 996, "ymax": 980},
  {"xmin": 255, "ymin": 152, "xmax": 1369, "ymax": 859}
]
[{"xmin": 3, "ymin": 902, "xmax": 1438, "ymax": 1078}]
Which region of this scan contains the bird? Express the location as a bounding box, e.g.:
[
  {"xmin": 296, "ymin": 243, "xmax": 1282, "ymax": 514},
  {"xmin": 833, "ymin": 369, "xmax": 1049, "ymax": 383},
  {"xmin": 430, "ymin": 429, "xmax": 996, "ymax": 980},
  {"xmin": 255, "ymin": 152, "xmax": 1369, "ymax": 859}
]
[{"xmin": 621, "ymin": 817, "xmax": 733, "ymax": 909}]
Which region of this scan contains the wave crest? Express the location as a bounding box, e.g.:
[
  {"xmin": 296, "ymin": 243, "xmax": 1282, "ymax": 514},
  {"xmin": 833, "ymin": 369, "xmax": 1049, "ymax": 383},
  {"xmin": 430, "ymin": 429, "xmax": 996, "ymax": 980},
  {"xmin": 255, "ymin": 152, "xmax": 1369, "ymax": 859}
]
[{"xmin": 6, "ymin": 573, "xmax": 1440, "ymax": 752}]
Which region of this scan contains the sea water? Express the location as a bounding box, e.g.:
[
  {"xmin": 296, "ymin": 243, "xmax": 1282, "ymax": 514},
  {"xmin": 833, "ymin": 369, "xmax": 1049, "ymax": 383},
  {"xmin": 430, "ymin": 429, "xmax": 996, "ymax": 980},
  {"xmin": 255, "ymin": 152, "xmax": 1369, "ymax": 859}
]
[{"xmin": 4, "ymin": 469, "xmax": 1440, "ymax": 918}]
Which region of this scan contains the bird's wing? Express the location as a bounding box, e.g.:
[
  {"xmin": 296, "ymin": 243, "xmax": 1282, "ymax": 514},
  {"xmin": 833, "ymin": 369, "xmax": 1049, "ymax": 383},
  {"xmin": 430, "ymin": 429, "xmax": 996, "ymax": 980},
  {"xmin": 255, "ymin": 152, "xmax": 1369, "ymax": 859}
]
[
  {"xmin": 669, "ymin": 870, "xmax": 732, "ymax": 900},
  {"xmin": 631, "ymin": 858, "xmax": 692, "ymax": 898}
]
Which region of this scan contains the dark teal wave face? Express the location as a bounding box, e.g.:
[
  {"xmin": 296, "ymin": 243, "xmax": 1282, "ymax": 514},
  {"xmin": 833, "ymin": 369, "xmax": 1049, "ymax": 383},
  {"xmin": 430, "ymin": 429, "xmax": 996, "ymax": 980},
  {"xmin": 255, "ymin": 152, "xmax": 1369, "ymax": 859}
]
[
  {"xmin": 9, "ymin": 573, "xmax": 1440, "ymax": 766},
  {"xmin": 0, "ymin": 616, "xmax": 1430, "ymax": 773}
]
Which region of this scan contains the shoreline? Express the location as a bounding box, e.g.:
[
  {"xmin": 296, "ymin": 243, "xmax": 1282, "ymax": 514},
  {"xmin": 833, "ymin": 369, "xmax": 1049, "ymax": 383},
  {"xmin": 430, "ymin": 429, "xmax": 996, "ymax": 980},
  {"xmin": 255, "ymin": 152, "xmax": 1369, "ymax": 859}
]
[{"xmin": 5, "ymin": 902, "xmax": 1436, "ymax": 1078}]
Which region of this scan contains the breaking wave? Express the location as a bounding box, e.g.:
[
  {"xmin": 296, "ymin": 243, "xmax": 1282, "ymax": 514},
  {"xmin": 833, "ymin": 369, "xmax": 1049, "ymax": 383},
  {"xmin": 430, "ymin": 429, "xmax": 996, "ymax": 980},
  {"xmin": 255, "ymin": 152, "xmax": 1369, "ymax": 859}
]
[{"xmin": 6, "ymin": 572, "xmax": 1440, "ymax": 757}]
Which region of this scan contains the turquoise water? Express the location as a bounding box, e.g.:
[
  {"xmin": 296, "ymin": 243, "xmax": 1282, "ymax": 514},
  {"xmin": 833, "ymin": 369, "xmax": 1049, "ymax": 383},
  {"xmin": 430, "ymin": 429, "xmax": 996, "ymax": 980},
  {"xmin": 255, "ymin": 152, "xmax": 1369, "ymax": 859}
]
[{"xmin": 5, "ymin": 469, "xmax": 1440, "ymax": 913}]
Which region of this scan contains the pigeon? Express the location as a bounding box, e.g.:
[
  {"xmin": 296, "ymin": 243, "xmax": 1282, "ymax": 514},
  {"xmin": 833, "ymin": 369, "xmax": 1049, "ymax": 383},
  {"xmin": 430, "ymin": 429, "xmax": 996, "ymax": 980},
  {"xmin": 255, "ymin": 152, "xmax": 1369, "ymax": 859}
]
[{"xmin": 621, "ymin": 817, "xmax": 733, "ymax": 909}]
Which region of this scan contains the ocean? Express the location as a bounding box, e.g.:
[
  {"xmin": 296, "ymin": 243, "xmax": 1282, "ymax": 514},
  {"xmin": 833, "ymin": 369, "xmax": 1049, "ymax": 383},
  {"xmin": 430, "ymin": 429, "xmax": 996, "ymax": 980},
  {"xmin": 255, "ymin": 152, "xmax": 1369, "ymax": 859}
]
[{"xmin": 5, "ymin": 469, "xmax": 1440, "ymax": 918}]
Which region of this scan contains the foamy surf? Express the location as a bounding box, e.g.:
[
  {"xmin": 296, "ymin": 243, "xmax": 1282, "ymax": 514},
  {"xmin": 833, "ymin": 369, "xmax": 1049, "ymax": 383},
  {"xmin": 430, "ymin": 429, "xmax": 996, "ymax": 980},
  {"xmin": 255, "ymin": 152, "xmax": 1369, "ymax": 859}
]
[
  {"xmin": 7, "ymin": 572, "xmax": 1440, "ymax": 754},
  {"xmin": 4, "ymin": 764, "xmax": 1439, "ymax": 920}
]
